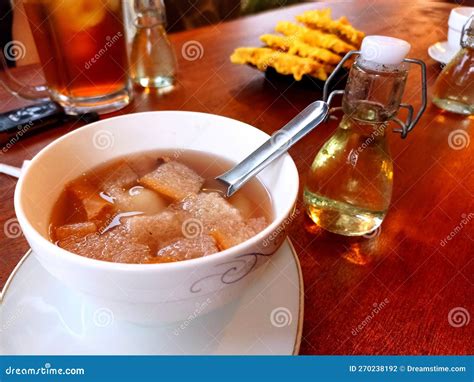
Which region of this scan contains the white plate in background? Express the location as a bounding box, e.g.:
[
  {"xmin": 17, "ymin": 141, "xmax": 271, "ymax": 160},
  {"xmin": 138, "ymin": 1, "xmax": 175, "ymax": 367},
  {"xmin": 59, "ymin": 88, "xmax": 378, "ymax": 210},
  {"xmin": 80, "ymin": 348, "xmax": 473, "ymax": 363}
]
[{"xmin": 428, "ymin": 41, "xmax": 458, "ymax": 65}]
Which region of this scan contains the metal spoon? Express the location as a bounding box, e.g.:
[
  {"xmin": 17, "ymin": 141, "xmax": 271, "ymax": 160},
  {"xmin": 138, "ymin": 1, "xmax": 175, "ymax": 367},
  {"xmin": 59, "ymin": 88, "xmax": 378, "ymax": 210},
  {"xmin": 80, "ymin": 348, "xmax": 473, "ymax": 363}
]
[
  {"xmin": 214, "ymin": 100, "xmax": 329, "ymax": 197},
  {"xmin": 0, "ymin": 161, "xmax": 30, "ymax": 178}
]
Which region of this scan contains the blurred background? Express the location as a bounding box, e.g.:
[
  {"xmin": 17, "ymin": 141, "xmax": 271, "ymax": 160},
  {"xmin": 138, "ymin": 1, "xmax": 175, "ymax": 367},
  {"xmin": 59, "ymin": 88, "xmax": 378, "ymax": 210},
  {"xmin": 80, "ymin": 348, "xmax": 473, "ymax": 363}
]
[
  {"xmin": 1, "ymin": 0, "xmax": 472, "ymax": 67},
  {"xmin": 158, "ymin": 0, "xmax": 472, "ymax": 31},
  {"xmin": 165, "ymin": 0, "xmax": 302, "ymax": 32}
]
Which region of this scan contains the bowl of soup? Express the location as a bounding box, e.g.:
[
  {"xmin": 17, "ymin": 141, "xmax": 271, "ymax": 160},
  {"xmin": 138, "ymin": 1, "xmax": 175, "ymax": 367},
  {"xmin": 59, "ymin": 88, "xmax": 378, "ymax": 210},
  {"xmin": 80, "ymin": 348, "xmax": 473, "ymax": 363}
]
[{"xmin": 14, "ymin": 111, "xmax": 299, "ymax": 324}]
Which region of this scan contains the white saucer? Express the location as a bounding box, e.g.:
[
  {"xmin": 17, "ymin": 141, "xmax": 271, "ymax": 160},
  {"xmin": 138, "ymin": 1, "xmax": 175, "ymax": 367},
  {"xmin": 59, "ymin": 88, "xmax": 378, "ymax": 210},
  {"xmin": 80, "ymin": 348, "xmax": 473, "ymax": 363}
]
[
  {"xmin": 0, "ymin": 240, "xmax": 303, "ymax": 355},
  {"xmin": 428, "ymin": 41, "xmax": 458, "ymax": 65}
]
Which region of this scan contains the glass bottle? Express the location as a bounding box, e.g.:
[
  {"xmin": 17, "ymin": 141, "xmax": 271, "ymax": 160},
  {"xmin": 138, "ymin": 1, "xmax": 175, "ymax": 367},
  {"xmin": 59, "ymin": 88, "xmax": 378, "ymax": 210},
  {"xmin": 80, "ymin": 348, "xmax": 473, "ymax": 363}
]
[
  {"xmin": 432, "ymin": 15, "xmax": 474, "ymax": 115},
  {"xmin": 304, "ymin": 36, "xmax": 415, "ymax": 236},
  {"xmin": 129, "ymin": 0, "xmax": 177, "ymax": 89}
]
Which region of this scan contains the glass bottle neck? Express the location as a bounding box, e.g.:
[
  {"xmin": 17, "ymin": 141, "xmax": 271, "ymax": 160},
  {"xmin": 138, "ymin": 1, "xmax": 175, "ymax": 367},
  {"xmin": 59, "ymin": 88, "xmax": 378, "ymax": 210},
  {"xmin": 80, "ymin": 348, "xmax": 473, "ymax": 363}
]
[
  {"xmin": 342, "ymin": 59, "xmax": 408, "ymax": 124},
  {"xmin": 135, "ymin": 11, "xmax": 165, "ymax": 28},
  {"xmin": 339, "ymin": 115, "xmax": 387, "ymax": 138},
  {"xmin": 134, "ymin": 0, "xmax": 166, "ymax": 27}
]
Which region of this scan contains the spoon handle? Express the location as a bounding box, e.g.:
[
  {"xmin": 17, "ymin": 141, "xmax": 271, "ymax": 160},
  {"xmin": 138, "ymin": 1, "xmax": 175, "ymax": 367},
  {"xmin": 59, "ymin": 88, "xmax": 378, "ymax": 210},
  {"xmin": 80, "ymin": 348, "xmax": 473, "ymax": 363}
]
[
  {"xmin": 216, "ymin": 100, "xmax": 329, "ymax": 197},
  {"xmin": 0, "ymin": 160, "xmax": 30, "ymax": 178}
]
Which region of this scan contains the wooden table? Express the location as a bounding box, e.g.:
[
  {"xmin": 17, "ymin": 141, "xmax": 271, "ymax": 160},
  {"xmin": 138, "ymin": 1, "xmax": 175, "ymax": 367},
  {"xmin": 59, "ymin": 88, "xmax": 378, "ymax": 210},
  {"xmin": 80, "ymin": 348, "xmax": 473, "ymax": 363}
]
[{"xmin": 1, "ymin": 2, "xmax": 472, "ymax": 355}]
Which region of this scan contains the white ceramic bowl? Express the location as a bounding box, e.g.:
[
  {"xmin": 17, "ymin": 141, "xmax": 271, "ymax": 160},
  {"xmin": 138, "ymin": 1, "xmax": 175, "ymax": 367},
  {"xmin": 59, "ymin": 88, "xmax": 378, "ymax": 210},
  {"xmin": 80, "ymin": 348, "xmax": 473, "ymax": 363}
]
[{"xmin": 14, "ymin": 111, "xmax": 299, "ymax": 325}]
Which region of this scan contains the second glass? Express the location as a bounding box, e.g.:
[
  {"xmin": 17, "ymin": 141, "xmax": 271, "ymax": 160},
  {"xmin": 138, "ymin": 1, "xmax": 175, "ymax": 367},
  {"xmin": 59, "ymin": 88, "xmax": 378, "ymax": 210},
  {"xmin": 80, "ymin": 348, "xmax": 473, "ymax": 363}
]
[
  {"xmin": 433, "ymin": 15, "xmax": 474, "ymax": 115},
  {"xmin": 128, "ymin": 0, "xmax": 177, "ymax": 89}
]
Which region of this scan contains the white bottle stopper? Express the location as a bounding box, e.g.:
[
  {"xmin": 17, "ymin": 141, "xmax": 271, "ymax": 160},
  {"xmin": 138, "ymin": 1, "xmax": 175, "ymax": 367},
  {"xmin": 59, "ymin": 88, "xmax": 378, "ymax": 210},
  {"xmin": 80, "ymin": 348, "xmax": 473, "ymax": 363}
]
[{"xmin": 360, "ymin": 35, "xmax": 411, "ymax": 66}]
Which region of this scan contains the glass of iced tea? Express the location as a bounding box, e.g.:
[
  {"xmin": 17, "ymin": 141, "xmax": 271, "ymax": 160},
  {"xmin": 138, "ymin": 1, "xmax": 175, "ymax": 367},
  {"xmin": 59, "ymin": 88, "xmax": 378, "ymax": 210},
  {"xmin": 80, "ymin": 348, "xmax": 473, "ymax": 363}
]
[{"xmin": 0, "ymin": 0, "xmax": 131, "ymax": 114}]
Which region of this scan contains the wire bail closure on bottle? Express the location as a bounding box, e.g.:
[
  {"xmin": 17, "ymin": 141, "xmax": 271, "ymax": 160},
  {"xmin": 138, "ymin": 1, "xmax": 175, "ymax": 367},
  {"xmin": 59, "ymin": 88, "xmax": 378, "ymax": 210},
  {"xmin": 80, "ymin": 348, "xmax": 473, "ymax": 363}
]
[{"xmin": 322, "ymin": 51, "xmax": 427, "ymax": 139}]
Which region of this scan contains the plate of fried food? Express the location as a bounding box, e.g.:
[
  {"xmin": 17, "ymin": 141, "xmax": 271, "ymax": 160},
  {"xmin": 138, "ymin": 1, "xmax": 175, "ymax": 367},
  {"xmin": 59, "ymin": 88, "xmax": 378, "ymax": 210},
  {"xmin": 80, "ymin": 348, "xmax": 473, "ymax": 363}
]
[{"xmin": 230, "ymin": 8, "xmax": 364, "ymax": 82}]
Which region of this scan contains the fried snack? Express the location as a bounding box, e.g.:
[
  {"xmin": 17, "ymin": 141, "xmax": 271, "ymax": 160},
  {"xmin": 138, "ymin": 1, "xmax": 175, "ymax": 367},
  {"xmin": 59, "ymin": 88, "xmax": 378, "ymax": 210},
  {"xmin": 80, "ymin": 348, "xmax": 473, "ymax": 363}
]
[
  {"xmin": 275, "ymin": 21, "xmax": 356, "ymax": 54},
  {"xmin": 230, "ymin": 47, "xmax": 330, "ymax": 81},
  {"xmin": 230, "ymin": 8, "xmax": 363, "ymax": 81},
  {"xmin": 296, "ymin": 9, "xmax": 364, "ymax": 46},
  {"xmin": 260, "ymin": 34, "xmax": 342, "ymax": 65}
]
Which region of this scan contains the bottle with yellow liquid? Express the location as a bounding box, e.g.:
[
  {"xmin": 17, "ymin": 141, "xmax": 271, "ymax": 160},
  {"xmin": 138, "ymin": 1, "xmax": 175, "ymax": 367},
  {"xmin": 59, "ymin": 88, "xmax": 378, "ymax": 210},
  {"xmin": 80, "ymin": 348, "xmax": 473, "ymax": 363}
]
[
  {"xmin": 304, "ymin": 36, "xmax": 427, "ymax": 236},
  {"xmin": 433, "ymin": 15, "xmax": 474, "ymax": 115}
]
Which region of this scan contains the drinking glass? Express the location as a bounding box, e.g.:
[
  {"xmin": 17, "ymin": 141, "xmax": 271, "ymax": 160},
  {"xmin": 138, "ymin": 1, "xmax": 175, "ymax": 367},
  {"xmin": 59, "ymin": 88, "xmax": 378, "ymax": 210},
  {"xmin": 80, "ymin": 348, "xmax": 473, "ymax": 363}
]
[{"xmin": 0, "ymin": 0, "xmax": 132, "ymax": 115}]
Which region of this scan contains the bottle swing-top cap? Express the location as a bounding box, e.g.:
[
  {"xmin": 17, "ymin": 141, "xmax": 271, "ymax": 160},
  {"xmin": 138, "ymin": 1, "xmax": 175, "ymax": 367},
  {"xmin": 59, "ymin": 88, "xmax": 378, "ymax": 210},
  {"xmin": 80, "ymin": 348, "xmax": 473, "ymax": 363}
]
[
  {"xmin": 360, "ymin": 35, "xmax": 411, "ymax": 66},
  {"xmin": 322, "ymin": 35, "xmax": 427, "ymax": 139}
]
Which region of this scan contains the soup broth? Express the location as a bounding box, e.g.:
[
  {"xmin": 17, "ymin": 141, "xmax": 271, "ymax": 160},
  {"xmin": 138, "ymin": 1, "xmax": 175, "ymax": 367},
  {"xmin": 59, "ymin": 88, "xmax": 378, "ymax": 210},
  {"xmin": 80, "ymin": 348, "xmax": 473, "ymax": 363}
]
[{"xmin": 50, "ymin": 150, "xmax": 272, "ymax": 264}]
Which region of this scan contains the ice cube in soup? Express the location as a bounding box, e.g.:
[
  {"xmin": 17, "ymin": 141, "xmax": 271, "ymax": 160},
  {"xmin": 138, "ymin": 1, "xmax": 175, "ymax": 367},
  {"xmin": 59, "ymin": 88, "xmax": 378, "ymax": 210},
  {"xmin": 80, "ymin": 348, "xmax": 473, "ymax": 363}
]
[{"xmin": 49, "ymin": 150, "xmax": 272, "ymax": 264}]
